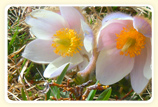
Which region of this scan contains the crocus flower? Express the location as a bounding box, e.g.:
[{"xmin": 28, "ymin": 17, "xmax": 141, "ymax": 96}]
[
  {"xmin": 22, "ymin": 7, "xmax": 93, "ymax": 78},
  {"xmin": 96, "ymin": 12, "xmax": 151, "ymax": 94}
]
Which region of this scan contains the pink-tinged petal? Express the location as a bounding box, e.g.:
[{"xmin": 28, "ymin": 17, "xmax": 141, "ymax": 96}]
[
  {"xmin": 44, "ymin": 53, "xmax": 83, "ymax": 78},
  {"xmin": 81, "ymin": 19, "xmax": 93, "ymax": 52},
  {"xmin": 102, "ymin": 12, "xmax": 133, "ymax": 25},
  {"xmin": 22, "ymin": 39, "xmax": 59, "ymax": 64},
  {"xmin": 133, "ymin": 16, "xmax": 151, "ymax": 37},
  {"xmin": 59, "ymin": 7, "xmax": 84, "ymax": 33},
  {"xmin": 96, "ymin": 48, "xmax": 134, "ymax": 85},
  {"xmin": 143, "ymin": 38, "xmax": 152, "ymax": 79},
  {"xmin": 130, "ymin": 46, "xmax": 150, "ymax": 94},
  {"xmin": 25, "ymin": 9, "xmax": 69, "ymax": 40},
  {"xmin": 97, "ymin": 20, "xmax": 133, "ymax": 51}
]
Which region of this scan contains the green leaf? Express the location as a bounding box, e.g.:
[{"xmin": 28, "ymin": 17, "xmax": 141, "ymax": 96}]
[
  {"xmin": 86, "ymin": 80, "xmax": 99, "ymax": 100},
  {"xmin": 21, "ymin": 87, "xmax": 27, "ymax": 100},
  {"xmin": 46, "ymin": 89, "xmax": 51, "ymax": 100},
  {"xmin": 47, "ymin": 63, "xmax": 70, "ymax": 99},
  {"xmin": 57, "ymin": 63, "xmax": 70, "ymax": 84},
  {"xmin": 56, "ymin": 63, "xmax": 70, "ymax": 98},
  {"xmin": 96, "ymin": 87, "xmax": 112, "ymax": 101}
]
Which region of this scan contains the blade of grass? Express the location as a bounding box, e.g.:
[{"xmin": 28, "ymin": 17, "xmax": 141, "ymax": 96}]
[
  {"xmin": 20, "ymin": 58, "xmax": 27, "ymax": 70},
  {"xmin": 96, "ymin": 87, "xmax": 112, "ymax": 101},
  {"xmin": 21, "ymin": 87, "xmax": 27, "ymax": 100},
  {"xmin": 46, "ymin": 89, "xmax": 52, "ymax": 100},
  {"xmin": 47, "ymin": 63, "xmax": 70, "ymax": 99},
  {"xmin": 86, "ymin": 80, "xmax": 99, "ymax": 100},
  {"xmin": 56, "ymin": 63, "xmax": 70, "ymax": 84},
  {"xmin": 56, "ymin": 63, "xmax": 70, "ymax": 98},
  {"xmin": 25, "ymin": 62, "xmax": 34, "ymax": 77},
  {"xmin": 42, "ymin": 64, "xmax": 46, "ymax": 71},
  {"xmin": 8, "ymin": 26, "xmax": 19, "ymax": 52}
]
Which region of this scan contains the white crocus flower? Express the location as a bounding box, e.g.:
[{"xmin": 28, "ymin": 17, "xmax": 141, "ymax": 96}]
[{"xmin": 22, "ymin": 7, "xmax": 93, "ymax": 78}]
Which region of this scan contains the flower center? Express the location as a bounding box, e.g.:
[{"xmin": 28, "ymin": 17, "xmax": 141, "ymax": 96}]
[
  {"xmin": 52, "ymin": 28, "xmax": 83, "ymax": 57},
  {"xmin": 116, "ymin": 27, "xmax": 146, "ymax": 57}
]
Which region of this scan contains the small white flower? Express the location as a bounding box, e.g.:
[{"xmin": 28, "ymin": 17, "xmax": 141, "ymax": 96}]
[{"xmin": 22, "ymin": 7, "xmax": 93, "ymax": 78}]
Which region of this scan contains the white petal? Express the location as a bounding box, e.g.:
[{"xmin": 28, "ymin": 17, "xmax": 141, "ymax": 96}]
[
  {"xmin": 81, "ymin": 19, "xmax": 93, "ymax": 52},
  {"xmin": 79, "ymin": 46, "xmax": 92, "ymax": 58},
  {"xmin": 102, "ymin": 12, "xmax": 133, "ymax": 25},
  {"xmin": 133, "ymin": 16, "xmax": 151, "ymax": 37},
  {"xmin": 22, "ymin": 39, "xmax": 59, "ymax": 64},
  {"xmin": 70, "ymin": 53, "xmax": 84, "ymax": 64},
  {"xmin": 44, "ymin": 53, "xmax": 84, "ymax": 78},
  {"xmin": 96, "ymin": 48, "xmax": 134, "ymax": 85},
  {"xmin": 77, "ymin": 46, "xmax": 93, "ymax": 74},
  {"xmin": 83, "ymin": 37, "xmax": 93, "ymax": 52},
  {"xmin": 59, "ymin": 7, "xmax": 84, "ymax": 33},
  {"xmin": 143, "ymin": 38, "xmax": 152, "ymax": 79},
  {"xmin": 130, "ymin": 46, "xmax": 150, "ymax": 94},
  {"xmin": 25, "ymin": 9, "xmax": 69, "ymax": 40},
  {"xmin": 44, "ymin": 56, "xmax": 70, "ymax": 78},
  {"xmin": 78, "ymin": 56, "xmax": 90, "ymax": 71}
]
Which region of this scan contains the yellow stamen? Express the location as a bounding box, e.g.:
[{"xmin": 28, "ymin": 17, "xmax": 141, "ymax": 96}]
[
  {"xmin": 121, "ymin": 38, "xmax": 136, "ymax": 52},
  {"xmin": 52, "ymin": 28, "xmax": 83, "ymax": 57},
  {"xmin": 116, "ymin": 27, "xmax": 146, "ymax": 58}
]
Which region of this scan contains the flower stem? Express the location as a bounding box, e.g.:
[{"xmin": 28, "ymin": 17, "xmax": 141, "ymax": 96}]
[{"xmin": 78, "ymin": 25, "xmax": 100, "ymax": 78}]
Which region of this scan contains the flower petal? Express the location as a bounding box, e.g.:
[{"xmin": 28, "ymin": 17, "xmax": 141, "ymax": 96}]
[
  {"xmin": 44, "ymin": 53, "xmax": 84, "ymax": 78},
  {"xmin": 22, "ymin": 39, "xmax": 59, "ymax": 64},
  {"xmin": 78, "ymin": 46, "xmax": 92, "ymax": 71},
  {"xmin": 97, "ymin": 20, "xmax": 133, "ymax": 51},
  {"xmin": 143, "ymin": 38, "xmax": 152, "ymax": 79},
  {"xmin": 79, "ymin": 45, "xmax": 92, "ymax": 58},
  {"xmin": 133, "ymin": 16, "xmax": 151, "ymax": 37},
  {"xmin": 77, "ymin": 46, "xmax": 93, "ymax": 75},
  {"xmin": 81, "ymin": 19, "xmax": 93, "ymax": 52},
  {"xmin": 59, "ymin": 7, "xmax": 84, "ymax": 33},
  {"xmin": 70, "ymin": 53, "xmax": 84, "ymax": 65},
  {"xmin": 25, "ymin": 9, "xmax": 68, "ymax": 40},
  {"xmin": 96, "ymin": 48, "xmax": 134, "ymax": 85},
  {"xmin": 130, "ymin": 46, "xmax": 150, "ymax": 94},
  {"xmin": 102, "ymin": 12, "xmax": 133, "ymax": 25},
  {"xmin": 44, "ymin": 56, "xmax": 71, "ymax": 78},
  {"xmin": 78, "ymin": 57, "xmax": 89, "ymax": 71}
]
